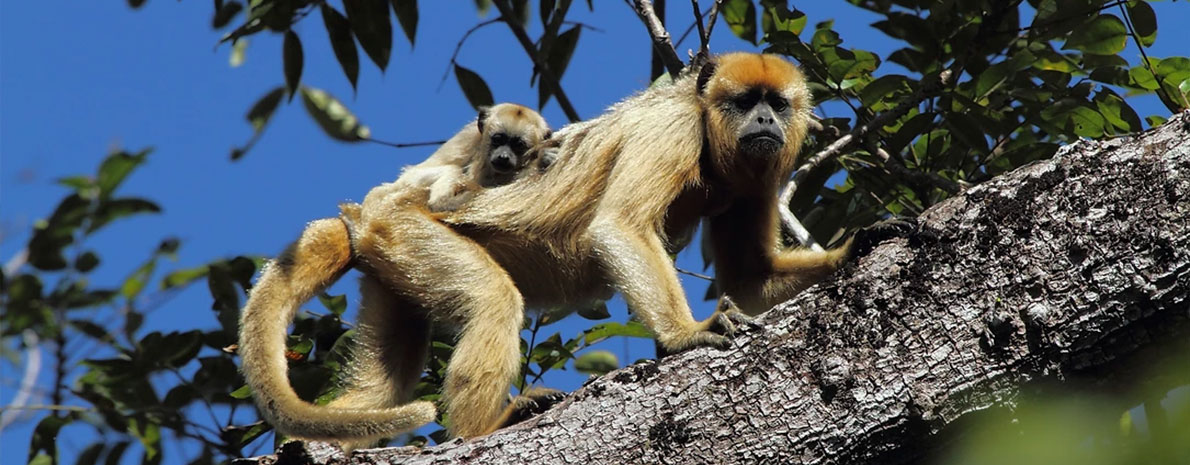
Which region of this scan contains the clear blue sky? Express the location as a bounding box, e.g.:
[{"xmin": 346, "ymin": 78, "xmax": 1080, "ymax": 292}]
[{"xmin": 2, "ymin": 1, "xmax": 1187, "ymax": 463}]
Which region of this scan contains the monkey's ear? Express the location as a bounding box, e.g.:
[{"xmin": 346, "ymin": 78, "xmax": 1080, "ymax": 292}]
[
  {"xmin": 696, "ymin": 59, "xmax": 719, "ymax": 95},
  {"xmin": 543, "ymin": 130, "xmax": 553, "ymax": 140},
  {"xmin": 476, "ymin": 106, "xmax": 491, "ymax": 134}
]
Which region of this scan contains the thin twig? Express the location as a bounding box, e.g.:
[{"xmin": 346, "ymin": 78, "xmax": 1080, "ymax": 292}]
[
  {"xmin": 1118, "ymin": 3, "xmax": 1182, "ymax": 112},
  {"xmin": 873, "ymin": 147, "xmax": 964, "ymax": 194},
  {"xmin": 690, "ymin": 0, "xmax": 707, "ymax": 56},
  {"xmin": 438, "ymin": 19, "xmax": 503, "ymax": 90},
  {"xmin": 703, "ymin": 0, "xmax": 722, "ymax": 44},
  {"xmin": 0, "ymin": 404, "xmax": 91, "ymax": 413},
  {"xmin": 628, "ymin": 0, "xmax": 685, "ymax": 76},
  {"xmin": 491, "ymin": 1, "xmax": 582, "ymax": 123},
  {"xmin": 674, "ymin": 5, "xmax": 712, "ymax": 48},
  {"xmin": 365, "ymin": 138, "xmax": 448, "ymax": 150},
  {"xmin": 675, "ymin": 267, "xmax": 714, "ymax": 281},
  {"xmin": 562, "ymin": 21, "xmax": 605, "ymax": 33},
  {"xmin": 778, "ymin": 69, "xmax": 957, "ymax": 246}
]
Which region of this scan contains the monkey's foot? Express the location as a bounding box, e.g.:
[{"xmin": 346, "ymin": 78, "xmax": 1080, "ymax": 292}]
[
  {"xmin": 661, "ymin": 298, "xmax": 758, "ymax": 354},
  {"xmin": 497, "ymin": 386, "xmax": 567, "ymax": 428}
]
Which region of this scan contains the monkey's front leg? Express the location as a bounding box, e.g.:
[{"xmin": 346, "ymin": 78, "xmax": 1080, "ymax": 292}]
[{"xmin": 589, "ymin": 222, "xmax": 735, "ymax": 353}]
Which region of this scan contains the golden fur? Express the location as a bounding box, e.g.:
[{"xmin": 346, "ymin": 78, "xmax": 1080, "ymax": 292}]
[
  {"xmin": 237, "ymin": 104, "xmax": 550, "ymax": 446},
  {"xmin": 239, "ymin": 53, "xmax": 853, "ymax": 446}
]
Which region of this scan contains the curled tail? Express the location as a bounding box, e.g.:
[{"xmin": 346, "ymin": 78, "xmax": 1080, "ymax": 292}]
[{"xmin": 237, "ymin": 216, "xmax": 436, "ymax": 442}]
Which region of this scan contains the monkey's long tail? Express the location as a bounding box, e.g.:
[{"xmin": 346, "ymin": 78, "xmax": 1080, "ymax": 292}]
[{"xmin": 237, "ymin": 217, "xmax": 437, "ymax": 441}]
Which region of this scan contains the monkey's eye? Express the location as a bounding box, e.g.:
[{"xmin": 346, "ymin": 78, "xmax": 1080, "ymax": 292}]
[
  {"xmin": 491, "ymin": 133, "xmax": 509, "ymax": 146},
  {"xmin": 509, "ymin": 137, "xmax": 527, "ymax": 152},
  {"xmin": 732, "ymin": 90, "xmax": 762, "ymax": 111},
  {"xmin": 768, "ymin": 96, "xmax": 789, "ymax": 112}
]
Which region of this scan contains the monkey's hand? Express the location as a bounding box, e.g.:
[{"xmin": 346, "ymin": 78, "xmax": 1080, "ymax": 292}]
[
  {"xmin": 427, "ymin": 178, "xmax": 477, "ymax": 213},
  {"xmin": 849, "ymin": 216, "xmax": 920, "ymax": 258},
  {"xmin": 497, "ymin": 386, "xmax": 567, "ymax": 428},
  {"xmin": 660, "ymin": 296, "xmax": 757, "ymax": 354}
]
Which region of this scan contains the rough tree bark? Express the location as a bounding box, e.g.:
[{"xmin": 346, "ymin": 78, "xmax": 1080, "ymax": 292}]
[{"xmin": 235, "ymin": 111, "xmax": 1190, "ymax": 465}]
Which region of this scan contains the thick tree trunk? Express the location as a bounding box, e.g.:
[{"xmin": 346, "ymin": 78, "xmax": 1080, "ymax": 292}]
[{"xmin": 235, "ymin": 111, "xmax": 1190, "ymax": 465}]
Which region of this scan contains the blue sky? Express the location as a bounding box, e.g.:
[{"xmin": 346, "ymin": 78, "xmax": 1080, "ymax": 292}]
[{"xmin": 2, "ymin": 1, "xmax": 1187, "ymax": 463}]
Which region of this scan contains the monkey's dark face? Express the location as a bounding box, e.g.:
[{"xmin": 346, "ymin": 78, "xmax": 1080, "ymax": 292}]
[
  {"xmin": 487, "ymin": 131, "xmax": 531, "ymax": 174},
  {"xmin": 726, "ymin": 88, "xmax": 790, "ymax": 158}
]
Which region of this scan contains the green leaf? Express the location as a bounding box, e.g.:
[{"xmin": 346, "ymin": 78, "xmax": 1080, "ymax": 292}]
[
  {"xmin": 212, "ymin": 1, "xmax": 243, "ymax": 29},
  {"xmin": 246, "ymin": 86, "xmax": 286, "ymax": 134},
  {"xmin": 88, "ymin": 197, "xmax": 161, "ymax": 233},
  {"xmin": 225, "ymin": 421, "xmax": 271, "ymax": 448},
  {"xmin": 1129, "ymin": 63, "xmax": 1160, "ymax": 90},
  {"xmin": 29, "ymin": 414, "xmax": 73, "ymax": 464},
  {"xmin": 283, "ymin": 30, "xmax": 303, "ymax": 101},
  {"xmin": 761, "ymin": 4, "xmax": 806, "ymax": 37},
  {"xmin": 576, "ymin": 301, "xmax": 610, "ymax": 320},
  {"xmin": 859, "ymin": 74, "xmax": 910, "ymax": 109},
  {"xmin": 582, "ymin": 321, "xmax": 653, "ymax": 346},
  {"xmin": 97, "ymin": 149, "xmax": 150, "ymax": 200},
  {"xmin": 320, "ymin": 5, "xmax": 359, "ymax": 91},
  {"xmin": 1157, "ymin": 57, "xmax": 1190, "ymax": 90},
  {"xmin": 103, "ymin": 442, "xmax": 131, "ymax": 465},
  {"xmin": 721, "ymin": 0, "xmax": 757, "ymax": 45},
  {"xmin": 473, "ymin": 0, "xmax": 491, "ymax": 15},
  {"xmin": 1093, "ymin": 89, "xmax": 1143, "ymax": 133},
  {"xmin": 127, "ymin": 416, "xmax": 161, "ymax": 462},
  {"xmin": 454, "ymin": 64, "xmax": 494, "ymax": 110},
  {"xmin": 343, "ymin": 0, "xmax": 392, "ymax": 71},
  {"xmin": 229, "ymin": 384, "xmax": 253, "ymax": 399},
  {"xmin": 945, "ymin": 113, "xmax": 989, "ymax": 154},
  {"xmin": 57, "ymin": 176, "xmax": 95, "ymax": 193},
  {"xmin": 391, "ymin": 0, "xmax": 418, "ymax": 45},
  {"xmin": 229, "ymin": 37, "xmax": 248, "ymax": 67},
  {"xmin": 318, "ymin": 292, "xmax": 347, "ymax": 316},
  {"xmin": 810, "ymin": 22, "xmax": 841, "ymax": 52},
  {"xmin": 300, "ymin": 87, "xmax": 371, "ymax": 142},
  {"xmin": 75, "ymin": 251, "xmax": 100, "ymax": 273},
  {"xmin": 70, "ymin": 319, "xmax": 116, "ymax": 344},
  {"xmin": 574, "ymin": 350, "xmax": 618, "ymax": 376},
  {"xmin": 288, "ymin": 337, "xmax": 314, "ymax": 357},
  {"xmin": 161, "ymin": 265, "xmax": 209, "ymax": 290},
  {"xmin": 1062, "ymin": 14, "xmax": 1127, "ymax": 55},
  {"xmin": 74, "ymin": 442, "xmax": 106, "ymax": 465},
  {"xmin": 538, "ymin": 26, "xmax": 580, "ymax": 109},
  {"xmin": 1126, "ymin": 1, "xmax": 1157, "ymax": 47},
  {"xmin": 28, "ymin": 194, "xmax": 89, "ymax": 271},
  {"xmin": 162, "ymin": 384, "xmax": 199, "ymax": 409}
]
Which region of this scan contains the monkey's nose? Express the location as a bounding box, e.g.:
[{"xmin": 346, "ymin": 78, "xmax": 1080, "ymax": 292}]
[
  {"xmin": 492, "ymin": 156, "xmax": 516, "ymax": 172},
  {"xmin": 757, "ymin": 116, "xmax": 775, "ymax": 125}
]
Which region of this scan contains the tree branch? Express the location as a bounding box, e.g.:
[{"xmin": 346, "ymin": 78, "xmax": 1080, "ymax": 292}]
[
  {"xmin": 234, "ymin": 111, "xmax": 1190, "ymax": 465},
  {"xmin": 490, "ymin": 1, "xmax": 582, "ymax": 123},
  {"xmin": 629, "ymin": 0, "xmax": 685, "ymax": 77}
]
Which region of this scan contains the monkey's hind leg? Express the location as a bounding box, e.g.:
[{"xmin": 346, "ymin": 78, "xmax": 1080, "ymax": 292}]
[
  {"xmin": 354, "ymin": 210, "xmax": 525, "ymax": 439},
  {"xmin": 327, "ymin": 275, "xmax": 432, "ymax": 450}
]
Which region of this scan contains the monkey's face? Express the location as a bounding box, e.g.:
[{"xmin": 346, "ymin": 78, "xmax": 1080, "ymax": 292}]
[
  {"xmin": 700, "ymin": 53, "xmax": 811, "ymax": 188},
  {"xmin": 476, "ymin": 103, "xmax": 551, "ymax": 179},
  {"xmin": 487, "ymin": 131, "xmax": 530, "ymax": 174},
  {"xmin": 726, "ymin": 88, "xmax": 790, "ymax": 158}
]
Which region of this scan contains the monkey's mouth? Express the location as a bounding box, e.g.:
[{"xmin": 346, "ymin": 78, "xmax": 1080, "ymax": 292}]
[{"xmin": 740, "ymin": 131, "xmax": 784, "ymax": 156}]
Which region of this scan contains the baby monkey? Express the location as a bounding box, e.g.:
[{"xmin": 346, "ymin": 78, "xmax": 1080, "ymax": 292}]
[
  {"xmin": 392, "ymin": 102, "xmax": 552, "ymax": 212},
  {"xmin": 237, "ymin": 103, "xmax": 552, "ymax": 448}
]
